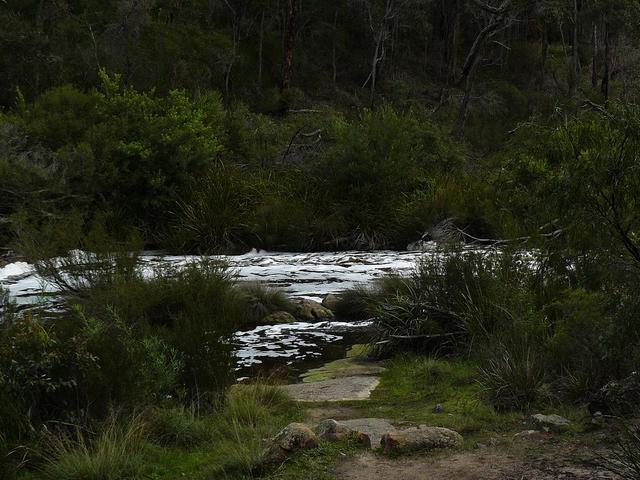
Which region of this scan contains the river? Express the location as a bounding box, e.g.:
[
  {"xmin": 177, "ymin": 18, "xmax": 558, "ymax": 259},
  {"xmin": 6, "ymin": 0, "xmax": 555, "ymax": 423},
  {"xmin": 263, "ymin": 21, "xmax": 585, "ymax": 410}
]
[{"xmin": 0, "ymin": 249, "xmax": 433, "ymax": 379}]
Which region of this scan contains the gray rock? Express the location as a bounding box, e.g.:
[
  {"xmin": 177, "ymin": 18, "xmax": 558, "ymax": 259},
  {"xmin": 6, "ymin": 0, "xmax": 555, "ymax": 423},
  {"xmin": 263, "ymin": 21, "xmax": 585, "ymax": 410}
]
[
  {"xmin": 294, "ymin": 299, "xmax": 335, "ymax": 321},
  {"xmin": 590, "ymin": 411, "xmax": 605, "ymax": 428},
  {"xmin": 317, "ymin": 419, "xmax": 353, "ymax": 441},
  {"xmin": 261, "ymin": 311, "xmax": 296, "ymax": 324},
  {"xmin": 283, "ymin": 376, "xmax": 380, "ymax": 402},
  {"xmin": 513, "ymin": 430, "xmax": 549, "ymax": 441},
  {"xmin": 262, "ymin": 423, "xmax": 318, "ymax": 464},
  {"xmin": 380, "ymin": 426, "xmax": 463, "ymax": 455},
  {"xmin": 530, "ymin": 413, "xmax": 571, "ymax": 432},
  {"xmin": 315, "ymin": 419, "xmax": 371, "ymax": 447},
  {"xmin": 321, "ymin": 294, "xmax": 341, "ymax": 312},
  {"xmin": 340, "ymin": 418, "xmax": 397, "ymax": 448},
  {"xmin": 433, "ymin": 403, "xmax": 444, "ymax": 413}
]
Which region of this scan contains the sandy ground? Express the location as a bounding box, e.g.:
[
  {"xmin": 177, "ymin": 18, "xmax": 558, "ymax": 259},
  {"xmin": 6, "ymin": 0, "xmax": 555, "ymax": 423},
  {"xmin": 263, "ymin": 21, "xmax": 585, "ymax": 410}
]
[
  {"xmin": 333, "ymin": 437, "xmax": 618, "ymax": 480},
  {"xmin": 335, "ymin": 452, "xmax": 616, "ymax": 479}
]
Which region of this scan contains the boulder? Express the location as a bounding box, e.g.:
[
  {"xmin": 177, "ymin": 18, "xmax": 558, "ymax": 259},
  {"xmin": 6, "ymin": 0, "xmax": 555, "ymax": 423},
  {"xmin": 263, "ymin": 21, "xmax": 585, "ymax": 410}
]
[
  {"xmin": 261, "ymin": 311, "xmax": 296, "ymax": 324},
  {"xmin": 262, "ymin": 423, "xmax": 318, "ymax": 465},
  {"xmin": 589, "ymin": 372, "xmax": 640, "ymax": 415},
  {"xmin": 380, "ymin": 426, "xmax": 462, "ymax": 455},
  {"xmin": 340, "ymin": 418, "xmax": 396, "ymax": 448},
  {"xmin": 321, "ymin": 294, "xmax": 341, "ymax": 312},
  {"xmin": 316, "ymin": 419, "xmax": 353, "ymax": 441},
  {"xmin": 294, "ymin": 299, "xmax": 335, "ymax": 321},
  {"xmin": 316, "ymin": 419, "xmax": 372, "ymax": 447},
  {"xmin": 530, "ymin": 414, "xmax": 571, "ymax": 432}
]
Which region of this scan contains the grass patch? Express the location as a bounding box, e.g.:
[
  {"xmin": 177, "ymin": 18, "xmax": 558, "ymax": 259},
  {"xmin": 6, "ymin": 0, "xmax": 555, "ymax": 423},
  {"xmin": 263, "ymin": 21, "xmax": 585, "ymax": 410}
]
[
  {"xmin": 344, "ymin": 356, "xmax": 522, "ymax": 436},
  {"xmin": 39, "ymin": 413, "xmax": 148, "ymax": 480},
  {"xmin": 27, "ymin": 384, "xmax": 302, "ymax": 480},
  {"xmin": 261, "ymin": 440, "xmax": 360, "ymax": 480}
]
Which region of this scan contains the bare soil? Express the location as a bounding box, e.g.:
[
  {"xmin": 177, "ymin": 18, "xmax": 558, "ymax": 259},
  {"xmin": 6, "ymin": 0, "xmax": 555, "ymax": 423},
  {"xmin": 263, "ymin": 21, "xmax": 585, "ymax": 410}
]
[{"xmin": 334, "ymin": 435, "xmax": 617, "ymax": 480}]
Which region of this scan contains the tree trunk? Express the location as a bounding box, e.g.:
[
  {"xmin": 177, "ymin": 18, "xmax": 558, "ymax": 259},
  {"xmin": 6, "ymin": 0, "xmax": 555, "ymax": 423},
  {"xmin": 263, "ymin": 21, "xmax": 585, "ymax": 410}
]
[
  {"xmin": 369, "ymin": 29, "xmax": 385, "ymax": 106},
  {"xmin": 332, "ymin": 8, "xmax": 338, "ymax": 88},
  {"xmin": 258, "ymin": 9, "xmax": 265, "ymax": 86},
  {"xmin": 601, "ymin": 19, "xmax": 610, "ymax": 104},
  {"xmin": 448, "ymin": 0, "xmax": 460, "ymax": 85},
  {"xmin": 591, "ymin": 22, "xmax": 598, "ymax": 88},
  {"xmin": 571, "ymin": 0, "xmax": 579, "ymax": 101},
  {"xmin": 538, "ymin": 25, "xmax": 548, "ymax": 89},
  {"xmin": 281, "ymin": 0, "xmax": 298, "ymax": 92},
  {"xmin": 453, "ymin": 57, "xmax": 479, "ymax": 140}
]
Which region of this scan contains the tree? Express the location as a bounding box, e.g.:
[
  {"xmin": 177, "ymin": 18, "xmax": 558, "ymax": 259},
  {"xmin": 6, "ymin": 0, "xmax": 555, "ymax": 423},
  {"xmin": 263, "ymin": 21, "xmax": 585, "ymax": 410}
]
[
  {"xmin": 360, "ymin": 0, "xmax": 413, "ymax": 106},
  {"xmin": 281, "ymin": 0, "xmax": 299, "ymax": 92},
  {"xmin": 452, "ymin": 0, "xmax": 518, "ymax": 139}
]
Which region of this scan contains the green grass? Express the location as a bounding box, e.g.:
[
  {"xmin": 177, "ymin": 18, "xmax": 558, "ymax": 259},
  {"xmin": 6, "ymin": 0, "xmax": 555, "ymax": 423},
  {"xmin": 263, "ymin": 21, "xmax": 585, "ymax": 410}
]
[
  {"xmin": 18, "ymin": 357, "xmax": 592, "ymax": 480},
  {"xmin": 260, "ymin": 440, "xmax": 360, "ymax": 480},
  {"xmin": 356, "ymin": 356, "xmax": 523, "ymax": 436},
  {"xmin": 39, "ymin": 413, "xmax": 149, "ymax": 480},
  {"xmin": 22, "ymin": 384, "xmax": 301, "ymax": 480}
]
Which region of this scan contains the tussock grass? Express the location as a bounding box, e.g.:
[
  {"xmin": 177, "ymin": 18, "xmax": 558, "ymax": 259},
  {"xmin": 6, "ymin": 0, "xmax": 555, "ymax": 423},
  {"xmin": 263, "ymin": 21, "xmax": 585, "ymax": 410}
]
[
  {"xmin": 40, "ymin": 413, "xmax": 148, "ymax": 480},
  {"xmin": 237, "ymin": 282, "xmax": 296, "ymax": 324},
  {"xmin": 478, "ymin": 344, "xmax": 545, "ymax": 411},
  {"xmin": 603, "ymin": 420, "xmax": 640, "ymax": 479}
]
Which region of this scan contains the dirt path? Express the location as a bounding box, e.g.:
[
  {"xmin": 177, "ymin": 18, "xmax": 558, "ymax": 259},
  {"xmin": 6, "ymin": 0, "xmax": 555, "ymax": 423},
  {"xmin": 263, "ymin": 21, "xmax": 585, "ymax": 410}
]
[{"xmin": 334, "ymin": 441, "xmax": 617, "ymax": 480}]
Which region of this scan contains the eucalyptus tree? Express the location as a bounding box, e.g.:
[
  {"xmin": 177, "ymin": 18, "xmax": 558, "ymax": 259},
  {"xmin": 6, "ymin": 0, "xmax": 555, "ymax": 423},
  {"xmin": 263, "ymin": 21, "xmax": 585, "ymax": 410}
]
[{"xmin": 452, "ymin": 0, "xmax": 522, "ymax": 138}]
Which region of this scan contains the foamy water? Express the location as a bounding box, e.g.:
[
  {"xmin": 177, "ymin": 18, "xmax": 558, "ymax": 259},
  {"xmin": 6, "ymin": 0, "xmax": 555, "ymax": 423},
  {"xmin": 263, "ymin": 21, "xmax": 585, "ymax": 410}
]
[{"xmin": 1, "ymin": 248, "xmax": 437, "ymax": 375}]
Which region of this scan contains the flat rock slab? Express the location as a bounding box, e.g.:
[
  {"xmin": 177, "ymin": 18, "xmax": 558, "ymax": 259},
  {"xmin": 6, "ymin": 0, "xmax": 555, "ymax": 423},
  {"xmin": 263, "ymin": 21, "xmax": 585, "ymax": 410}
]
[
  {"xmin": 300, "ymin": 358, "xmax": 385, "ymax": 383},
  {"xmin": 340, "ymin": 418, "xmax": 397, "ymax": 448},
  {"xmin": 283, "ymin": 376, "xmax": 380, "ymax": 402}
]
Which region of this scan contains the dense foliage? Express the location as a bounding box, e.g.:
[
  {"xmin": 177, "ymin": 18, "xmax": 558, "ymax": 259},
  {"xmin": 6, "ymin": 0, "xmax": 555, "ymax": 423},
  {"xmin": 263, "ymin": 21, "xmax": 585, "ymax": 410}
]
[{"xmin": 3, "ymin": 0, "xmax": 640, "ymax": 477}]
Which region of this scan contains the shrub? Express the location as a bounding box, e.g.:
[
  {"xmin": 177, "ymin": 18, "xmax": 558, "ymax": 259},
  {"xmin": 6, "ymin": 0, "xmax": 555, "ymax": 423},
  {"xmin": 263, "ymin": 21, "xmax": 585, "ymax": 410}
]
[
  {"xmin": 546, "ymin": 289, "xmax": 640, "ymax": 398},
  {"xmin": 40, "ymin": 413, "xmax": 148, "ymax": 480},
  {"xmin": 603, "ymin": 421, "xmax": 640, "ymax": 480},
  {"xmin": 367, "ymin": 249, "xmax": 552, "ymax": 358},
  {"xmin": 478, "ymin": 342, "xmax": 546, "ymax": 411},
  {"xmin": 0, "ymin": 309, "xmax": 184, "ymax": 432},
  {"xmin": 146, "ymin": 405, "xmax": 215, "ymax": 447},
  {"xmin": 171, "ymin": 166, "xmax": 265, "ymax": 253},
  {"xmin": 26, "ymin": 246, "xmax": 244, "ymax": 404}
]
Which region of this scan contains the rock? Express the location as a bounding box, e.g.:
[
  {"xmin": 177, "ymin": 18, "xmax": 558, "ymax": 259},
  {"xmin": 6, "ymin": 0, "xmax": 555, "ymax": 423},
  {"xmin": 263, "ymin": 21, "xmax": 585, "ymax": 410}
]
[
  {"xmin": 589, "ymin": 372, "xmax": 640, "ymax": 415},
  {"xmin": 316, "ymin": 419, "xmax": 353, "ymax": 441},
  {"xmin": 322, "ymin": 294, "xmax": 341, "ymax": 312},
  {"xmin": 513, "ymin": 430, "xmax": 550, "ymax": 441},
  {"xmin": 530, "ymin": 413, "xmax": 571, "ymax": 432},
  {"xmin": 340, "ymin": 418, "xmax": 397, "ymax": 448},
  {"xmin": 300, "ymin": 357, "xmax": 385, "ymax": 383},
  {"xmin": 283, "ymin": 376, "xmax": 380, "ymax": 402},
  {"xmin": 474, "ymin": 437, "xmax": 501, "ymax": 449},
  {"xmin": 380, "ymin": 426, "xmax": 463, "ymax": 455},
  {"xmin": 433, "ymin": 403, "xmax": 444, "ymax": 414},
  {"xmin": 294, "ymin": 299, "xmax": 335, "ymax": 321},
  {"xmin": 262, "ymin": 423, "xmax": 318, "ymax": 464},
  {"xmin": 316, "ymin": 419, "xmax": 372, "ymax": 447},
  {"xmin": 407, "ymin": 239, "xmax": 432, "ymax": 251},
  {"xmin": 590, "ymin": 411, "xmax": 605, "ymax": 429},
  {"xmin": 261, "ymin": 311, "xmax": 296, "ymax": 324},
  {"xmin": 487, "ymin": 436, "xmax": 502, "ymax": 447}
]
